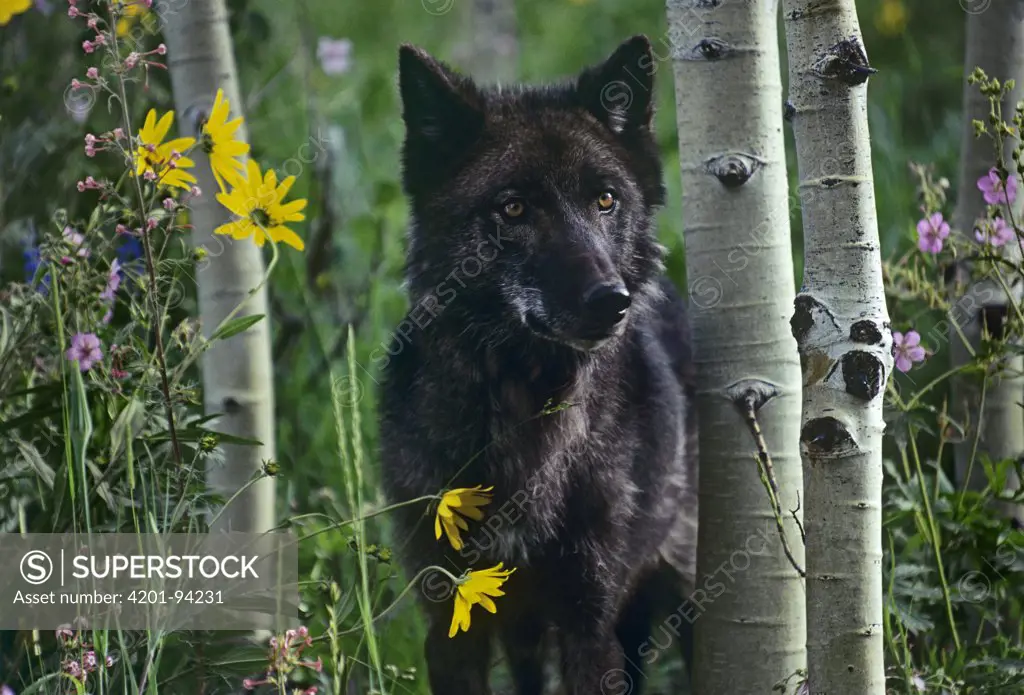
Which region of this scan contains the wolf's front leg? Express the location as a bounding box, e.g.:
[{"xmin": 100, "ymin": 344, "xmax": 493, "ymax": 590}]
[
  {"xmin": 558, "ymin": 626, "xmax": 627, "ymax": 695},
  {"xmin": 499, "ymin": 614, "xmax": 548, "ymax": 695},
  {"xmin": 425, "ymin": 619, "xmax": 493, "ymax": 694}
]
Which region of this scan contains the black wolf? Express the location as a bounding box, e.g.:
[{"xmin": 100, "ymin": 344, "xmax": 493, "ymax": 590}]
[{"xmin": 378, "ymin": 35, "xmax": 697, "ymax": 695}]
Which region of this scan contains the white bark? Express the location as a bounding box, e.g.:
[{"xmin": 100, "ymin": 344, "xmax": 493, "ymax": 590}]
[
  {"xmin": 161, "ymin": 0, "xmax": 276, "ymax": 533},
  {"xmin": 667, "ymin": 1, "xmax": 806, "ymax": 692},
  {"xmin": 951, "ymin": 2, "xmax": 1024, "ymax": 524},
  {"xmin": 782, "ymin": 2, "xmax": 890, "ymax": 692}
]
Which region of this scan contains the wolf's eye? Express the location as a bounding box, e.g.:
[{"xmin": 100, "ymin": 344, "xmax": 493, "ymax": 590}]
[
  {"xmin": 597, "ymin": 191, "xmax": 617, "ymax": 212},
  {"xmin": 501, "ymin": 199, "xmax": 526, "ymax": 220}
]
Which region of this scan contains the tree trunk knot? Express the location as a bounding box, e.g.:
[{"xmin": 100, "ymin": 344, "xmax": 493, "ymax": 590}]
[
  {"xmin": 689, "ymin": 38, "xmax": 730, "ymax": 61},
  {"xmin": 784, "ymin": 100, "xmax": 796, "ymax": 122},
  {"xmin": 849, "ymin": 320, "xmax": 883, "ymax": 345},
  {"xmin": 801, "ymin": 417, "xmax": 856, "ymax": 458},
  {"xmin": 791, "ymin": 294, "xmax": 820, "ymax": 343},
  {"xmin": 704, "ymin": 153, "xmax": 764, "ymax": 188},
  {"xmin": 842, "ymin": 350, "xmax": 884, "ymax": 401},
  {"xmin": 813, "ymin": 37, "xmax": 877, "ymax": 86}
]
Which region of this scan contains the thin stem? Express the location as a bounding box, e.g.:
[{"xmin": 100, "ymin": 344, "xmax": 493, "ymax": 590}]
[
  {"xmin": 109, "ymin": 21, "xmax": 182, "ymax": 467},
  {"xmin": 206, "ymin": 471, "xmax": 270, "ymax": 528},
  {"xmin": 957, "ymin": 373, "xmax": 989, "ymax": 515},
  {"xmin": 737, "ymin": 394, "xmax": 804, "ymax": 577},
  {"xmin": 908, "ymin": 435, "xmax": 961, "ymax": 650},
  {"xmin": 991, "ymin": 261, "xmax": 1024, "ymax": 327},
  {"xmin": 934, "ymin": 397, "xmax": 950, "ymax": 503},
  {"xmin": 336, "ymin": 566, "xmax": 462, "ymax": 636},
  {"xmin": 294, "ymin": 495, "xmax": 439, "ymax": 544},
  {"xmin": 904, "ymin": 364, "xmax": 975, "ymax": 411}
]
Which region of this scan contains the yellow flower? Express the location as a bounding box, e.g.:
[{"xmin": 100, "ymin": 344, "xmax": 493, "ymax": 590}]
[
  {"xmin": 875, "ymin": 0, "xmax": 907, "ymax": 38},
  {"xmin": 215, "ymin": 159, "xmax": 308, "ymax": 251},
  {"xmin": 0, "ymin": 0, "xmax": 32, "ymax": 26},
  {"xmin": 435, "ymin": 486, "xmax": 493, "ymax": 551},
  {"xmin": 113, "ymin": 0, "xmax": 150, "ymax": 37},
  {"xmin": 448, "ymin": 563, "xmax": 515, "ymax": 638},
  {"xmin": 135, "ymin": 109, "xmax": 198, "ymax": 190},
  {"xmin": 201, "ymin": 88, "xmax": 250, "ymax": 193}
]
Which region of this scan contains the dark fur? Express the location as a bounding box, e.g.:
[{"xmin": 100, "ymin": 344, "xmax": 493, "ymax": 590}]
[{"xmin": 378, "ymin": 35, "xmax": 697, "ymax": 695}]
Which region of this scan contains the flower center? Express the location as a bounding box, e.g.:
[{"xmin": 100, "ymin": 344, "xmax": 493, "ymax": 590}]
[
  {"xmin": 201, "ymin": 132, "xmax": 215, "ymax": 155},
  {"xmin": 250, "ymin": 208, "xmax": 273, "ymax": 228}
]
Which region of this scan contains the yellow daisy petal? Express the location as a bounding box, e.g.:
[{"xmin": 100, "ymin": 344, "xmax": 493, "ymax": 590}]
[
  {"xmin": 477, "ymin": 595, "xmax": 498, "ymax": 613},
  {"xmin": 276, "ymin": 199, "xmax": 308, "ymax": 217},
  {"xmin": 141, "ymin": 109, "xmax": 158, "ymax": 141},
  {"xmin": 275, "ymin": 175, "xmax": 297, "ymax": 200},
  {"xmin": 268, "ymin": 225, "xmax": 306, "ymax": 252},
  {"xmin": 264, "ymin": 168, "xmax": 278, "ymax": 191},
  {"xmin": 448, "ymin": 593, "xmax": 472, "ymax": 638},
  {"xmin": 219, "ymin": 140, "xmax": 251, "ymax": 156},
  {"xmin": 457, "ymin": 507, "xmax": 485, "ymax": 521},
  {"xmin": 230, "ymin": 221, "xmax": 256, "ymax": 241},
  {"xmin": 214, "ymin": 222, "xmax": 238, "ymax": 237},
  {"xmin": 216, "ymin": 191, "xmax": 251, "ymax": 218},
  {"xmin": 441, "ymin": 518, "xmax": 463, "ymax": 550},
  {"xmin": 153, "ymin": 110, "xmax": 175, "ymax": 144},
  {"xmin": 244, "ymin": 159, "xmax": 261, "ymax": 183}
]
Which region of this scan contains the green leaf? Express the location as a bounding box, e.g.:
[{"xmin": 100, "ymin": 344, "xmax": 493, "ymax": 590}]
[
  {"xmin": 147, "ymin": 427, "xmax": 263, "ymax": 448},
  {"xmin": 892, "ymin": 563, "xmax": 932, "ymax": 579},
  {"xmin": 0, "ymin": 404, "xmax": 62, "ymax": 433},
  {"xmin": 69, "ymin": 367, "xmax": 93, "ymax": 522},
  {"xmin": 13, "ymin": 437, "xmax": 55, "ymax": 488},
  {"xmin": 209, "ymin": 314, "xmax": 265, "ymax": 342},
  {"xmin": 0, "ymin": 304, "xmax": 11, "ymax": 358},
  {"xmin": 20, "ymin": 673, "xmax": 84, "ymax": 695},
  {"xmin": 891, "ymin": 599, "xmax": 934, "ymax": 633},
  {"xmin": 109, "ymin": 397, "xmax": 145, "ymax": 464}
]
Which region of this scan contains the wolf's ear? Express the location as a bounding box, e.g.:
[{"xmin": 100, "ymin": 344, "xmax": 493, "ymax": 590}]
[
  {"xmin": 576, "ymin": 35, "xmax": 655, "ymax": 134},
  {"xmin": 398, "ymin": 45, "xmax": 483, "ymax": 148}
]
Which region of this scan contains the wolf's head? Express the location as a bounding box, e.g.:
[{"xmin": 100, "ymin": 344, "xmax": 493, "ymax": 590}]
[{"xmin": 398, "ymin": 36, "xmax": 666, "ymax": 352}]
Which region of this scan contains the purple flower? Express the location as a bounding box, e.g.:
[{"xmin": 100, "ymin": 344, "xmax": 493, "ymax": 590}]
[
  {"xmin": 978, "ymin": 167, "xmax": 1018, "ymax": 206},
  {"xmin": 63, "ymin": 659, "xmax": 82, "ymax": 679},
  {"xmin": 975, "ymin": 216, "xmax": 1016, "ymax": 247},
  {"xmin": 82, "ymin": 651, "xmax": 98, "ymax": 672},
  {"xmin": 317, "ymin": 37, "xmax": 352, "ymax": 76},
  {"xmin": 66, "ymin": 333, "xmax": 103, "ymax": 372},
  {"xmin": 99, "ymin": 259, "xmax": 122, "ymax": 301},
  {"xmin": 62, "ymin": 226, "xmax": 90, "ymax": 259},
  {"xmin": 1, "ymin": 684, "xmax": 15, "ymax": 695},
  {"xmin": 892, "ymin": 330, "xmax": 926, "ymax": 373},
  {"xmin": 916, "ymin": 212, "xmax": 950, "ymax": 254}
]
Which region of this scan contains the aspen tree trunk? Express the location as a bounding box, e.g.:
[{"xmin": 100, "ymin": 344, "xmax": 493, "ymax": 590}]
[
  {"xmin": 161, "ymin": 0, "xmax": 276, "ymax": 533},
  {"xmin": 782, "ymin": 2, "xmax": 890, "ymax": 692},
  {"xmin": 457, "ymin": 0, "xmax": 518, "ymax": 83},
  {"xmin": 667, "ymin": 1, "xmax": 806, "ymax": 693},
  {"xmin": 950, "ymin": 2, "xmax": 1024, "ymax": 524}
]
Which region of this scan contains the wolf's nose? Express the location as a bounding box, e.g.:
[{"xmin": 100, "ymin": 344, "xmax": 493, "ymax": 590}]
[{"xmin": 583, "ymin": 283, "xmax": 632, "ymax": 328}]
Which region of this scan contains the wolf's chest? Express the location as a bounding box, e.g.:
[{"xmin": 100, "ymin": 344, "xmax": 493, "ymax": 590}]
[{"xmin": 463, "ymin": 430, "xmax": 635, "ymax": 567}]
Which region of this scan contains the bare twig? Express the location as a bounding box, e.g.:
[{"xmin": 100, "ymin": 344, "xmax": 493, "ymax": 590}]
[{"xmin": 737, "ymin": 391, "xmax": 805, "ymax": 577}]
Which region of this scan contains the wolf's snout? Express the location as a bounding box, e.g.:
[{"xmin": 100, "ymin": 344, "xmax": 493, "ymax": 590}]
[{"xmin": 582, "ymin": 282, "xmax": 631, "ymax": 334}]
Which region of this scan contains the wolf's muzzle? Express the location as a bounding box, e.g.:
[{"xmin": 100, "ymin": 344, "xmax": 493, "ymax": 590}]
[{"xmin": 579, "ymin": 282, "xmax": 631, "ymax": 339}]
